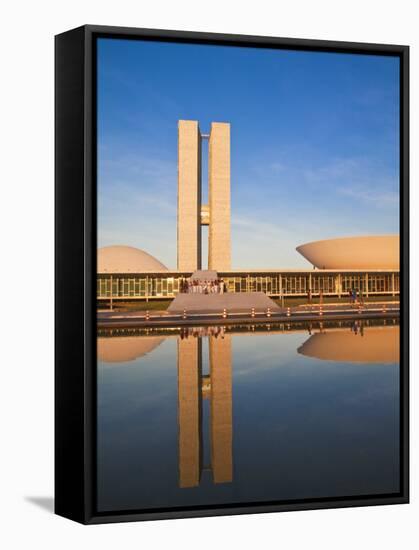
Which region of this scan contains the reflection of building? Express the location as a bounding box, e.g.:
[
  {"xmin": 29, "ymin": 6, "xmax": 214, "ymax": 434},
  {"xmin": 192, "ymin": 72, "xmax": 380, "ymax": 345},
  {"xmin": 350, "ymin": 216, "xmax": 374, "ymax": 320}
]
[
  {"xmin": 97, "ymin": 335, "xmax": 164, "ymax": 363},
  {"xmin": 298, "ymin": 325, "xmax": 399, "ymax": 363},
  {"xmin": 177, "ymin": 335, "xmax": 233, "ymax": 488},
  {"xmin": 177, "ymin": 337, "xmax": 202, "ymax": 487}
]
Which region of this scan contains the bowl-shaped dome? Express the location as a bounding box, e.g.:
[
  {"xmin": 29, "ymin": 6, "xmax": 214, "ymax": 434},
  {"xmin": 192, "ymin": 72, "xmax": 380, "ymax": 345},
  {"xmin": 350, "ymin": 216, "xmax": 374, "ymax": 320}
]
[
  {"xmin": 97, "ymin": 245, "xmax": 169, "ymax": 273},
  {"xmin": 296, "ymin": 235, "xmax": 399, "ymax": 270},
  {"xmin": 297, "ymin": 326, "xmax": 399, "ymax": 364}
]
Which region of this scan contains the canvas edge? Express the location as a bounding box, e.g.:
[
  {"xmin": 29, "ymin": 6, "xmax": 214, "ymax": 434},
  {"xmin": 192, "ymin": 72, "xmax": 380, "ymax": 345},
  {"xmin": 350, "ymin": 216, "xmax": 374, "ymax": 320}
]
[{"xmin": 54, "ymin": 24, "xmax": 409, "ymax": 525}]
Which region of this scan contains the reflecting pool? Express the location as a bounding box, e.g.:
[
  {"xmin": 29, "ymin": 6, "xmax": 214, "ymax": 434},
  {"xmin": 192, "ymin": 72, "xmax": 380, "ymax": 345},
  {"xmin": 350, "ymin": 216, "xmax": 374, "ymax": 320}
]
[{"xmin": 97, "ymin": 319, "xmax": 400, "ymax": 512}]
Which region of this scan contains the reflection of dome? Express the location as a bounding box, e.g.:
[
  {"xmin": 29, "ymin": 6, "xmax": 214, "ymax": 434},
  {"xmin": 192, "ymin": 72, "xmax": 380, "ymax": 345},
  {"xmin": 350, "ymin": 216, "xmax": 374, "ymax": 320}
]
[
  {"xmin": 97, "ymin": 336, "xmax": 165, "ymax": 363},
  {"xmin": 296, "ymin": 235, "xmax": 399, "ymax": 270},
  {"xmin": 98, "ymin": 245, "xmax": 169, "ymax": 273},
  {"xmin": 297, "ymin": 326, "xmax": 399, "ymax": 364}
]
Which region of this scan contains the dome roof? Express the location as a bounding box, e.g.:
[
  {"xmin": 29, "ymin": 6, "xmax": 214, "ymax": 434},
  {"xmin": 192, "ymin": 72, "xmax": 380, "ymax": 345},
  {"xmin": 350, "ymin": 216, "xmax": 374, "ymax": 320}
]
[
  {"xmin": 296, "ymin": 235, "xmax": 399, "ymax": 270},
  {"xmin": 97, "ymin": 336, "xmax": 165, "ymax": 363},
  {"xmin": 97, "ymin": 245, "xmax": 169, "ymax": 273},
  {"xmin": 297, "ymin": 326, "xmax": 399, "ymax": 364}
]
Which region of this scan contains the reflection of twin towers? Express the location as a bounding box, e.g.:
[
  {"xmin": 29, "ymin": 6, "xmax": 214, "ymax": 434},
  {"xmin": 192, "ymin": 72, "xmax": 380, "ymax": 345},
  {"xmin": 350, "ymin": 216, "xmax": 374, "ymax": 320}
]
[
  {"xmin": 178, "ymin": 334, "xmax": 233, "ymax": 488},
  {"xmin": 177, "ymin": 120, "xmax": 231, "ymax": 272}
]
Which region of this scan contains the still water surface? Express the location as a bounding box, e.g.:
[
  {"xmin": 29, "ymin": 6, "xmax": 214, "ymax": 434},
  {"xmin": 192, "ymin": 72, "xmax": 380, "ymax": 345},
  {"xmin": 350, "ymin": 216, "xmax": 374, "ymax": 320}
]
[{"xmin": 97, "ymin": 320, "xmax": 400, "ymax": 512}]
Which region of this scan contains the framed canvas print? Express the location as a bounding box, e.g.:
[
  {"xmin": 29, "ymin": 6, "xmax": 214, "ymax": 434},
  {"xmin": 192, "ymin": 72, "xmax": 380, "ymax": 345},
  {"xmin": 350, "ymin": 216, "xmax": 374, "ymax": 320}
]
[{"xmin": 55, "ymin": 25, "xmax": 409, "ymax": 524}]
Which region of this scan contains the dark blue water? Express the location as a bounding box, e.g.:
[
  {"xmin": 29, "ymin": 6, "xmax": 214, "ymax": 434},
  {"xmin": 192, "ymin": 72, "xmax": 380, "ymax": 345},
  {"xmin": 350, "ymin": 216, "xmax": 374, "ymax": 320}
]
[{"xmin": 97, "ymin": 320, "xmax": 400, "ymax": 512}]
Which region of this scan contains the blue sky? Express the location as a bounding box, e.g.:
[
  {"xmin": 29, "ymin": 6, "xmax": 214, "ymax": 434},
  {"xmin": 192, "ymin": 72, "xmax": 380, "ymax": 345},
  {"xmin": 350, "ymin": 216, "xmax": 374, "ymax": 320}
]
[{"xmin": 97, "ymin": 38, "xmax": 400, "ymax": 269}]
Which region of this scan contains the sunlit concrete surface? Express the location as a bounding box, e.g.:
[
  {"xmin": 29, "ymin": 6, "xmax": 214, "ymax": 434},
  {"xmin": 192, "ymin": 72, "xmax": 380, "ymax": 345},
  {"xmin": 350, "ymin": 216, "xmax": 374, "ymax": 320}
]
[
  {"xmin": 297, "ymin": 325, "xmax": 399, "ymax": 363},
  {"xmin": 296, "ymin": 235, "xmax": 399, "ymax": 270},
  {"xmin": 98, "ymin": 245, "xmax": 169, "ymax": 273},
  {"xmin": 209, "ymin": 335, "xmax": 233, "ymax": 484},
  {"xmin": 97, "ymin": 336, "xmax": 165, "ymax": 363},
  {"xmin": 208, "ymin": 122, "xmax": 231, "ymax": 271},
  {"xmin": 177, "ymin": 120, "xmax": 201, "ymax": 271},
  {"xmin": 178, "ymin": 337, "xmax": 202, "ymax": 488},
  {"xmin": 177, "ymin": 335, "xmax": 232, "ymax": 488},
  {"xmin": 177, "ymin": 120, "xmax": 231, "ymax": 272},
  {"xmin": 168, "ymin": 291, "xmax": 280, "ymax": 313}
]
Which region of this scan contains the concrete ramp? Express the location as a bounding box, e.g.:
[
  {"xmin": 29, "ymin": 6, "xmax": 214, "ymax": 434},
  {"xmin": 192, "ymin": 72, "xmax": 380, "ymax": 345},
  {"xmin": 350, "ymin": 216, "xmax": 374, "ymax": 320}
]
[{"xmin": 168, "ymin": 292, "xmax": 280, "ymax": 313}]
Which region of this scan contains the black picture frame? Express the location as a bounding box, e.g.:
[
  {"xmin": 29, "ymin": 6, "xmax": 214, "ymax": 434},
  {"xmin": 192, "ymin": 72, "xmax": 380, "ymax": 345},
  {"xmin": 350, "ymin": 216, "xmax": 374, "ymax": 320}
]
[{"xmin": 55, "ymin": 24, "xmax": 409, "ymax": 524}]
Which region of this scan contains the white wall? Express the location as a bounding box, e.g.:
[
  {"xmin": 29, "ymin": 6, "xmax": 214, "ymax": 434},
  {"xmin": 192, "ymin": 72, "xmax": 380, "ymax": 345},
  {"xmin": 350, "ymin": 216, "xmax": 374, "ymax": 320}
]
[{"xmin": 1, "ymin": 1, "xmax": 416, "ymax": 548}]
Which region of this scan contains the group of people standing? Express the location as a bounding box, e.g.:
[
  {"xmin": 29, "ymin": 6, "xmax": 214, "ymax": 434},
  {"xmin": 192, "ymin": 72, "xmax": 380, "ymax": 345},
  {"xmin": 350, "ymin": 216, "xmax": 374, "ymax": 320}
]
[
  {"xmin": 307, "ymin": 289, "xmax": 323, "ymax": 304},
  {"xmin": 306, "ymin": 288, "xmax": 364, "ymax": 305},
  {"xmin": 349, "ymin": 288, "xmax": 364, "ymax": 305},
  {"xmin": 180, "ymin": 278, "xmax": 227, "ymax": 295},
  {"xmin": 179, "ymin": 326, "xmax": 226, "ymax": 339}
]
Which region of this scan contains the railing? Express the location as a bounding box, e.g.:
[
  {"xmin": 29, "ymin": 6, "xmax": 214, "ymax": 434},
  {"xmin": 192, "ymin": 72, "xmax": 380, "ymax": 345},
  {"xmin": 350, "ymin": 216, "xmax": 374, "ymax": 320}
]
[{"xmin": 97, "ymin": 272, "xmax": 400, "ymax": 300}]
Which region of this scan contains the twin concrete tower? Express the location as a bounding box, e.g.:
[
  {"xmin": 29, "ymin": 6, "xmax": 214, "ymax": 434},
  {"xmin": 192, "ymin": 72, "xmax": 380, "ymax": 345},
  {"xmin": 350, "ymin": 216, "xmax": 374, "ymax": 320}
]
[{"xmin": 177, "ymin": 120, "xmax": 231, "ymax": 272}]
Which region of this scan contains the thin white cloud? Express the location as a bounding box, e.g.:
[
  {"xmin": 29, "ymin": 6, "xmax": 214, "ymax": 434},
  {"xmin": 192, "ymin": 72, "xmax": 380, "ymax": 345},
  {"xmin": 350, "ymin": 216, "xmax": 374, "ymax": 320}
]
[
  {"xmin": 231, "ymin": 214, "xmax": 311, "ymax": 268},
  {"xmin": 97, "ymin": 148, "xmax": 399, "ymax": 270},
  {"xmin": 338, "ymin": 186, "xmax": 399, "ymax": 208},
  {"xmin": 97, "ymin": 151, "xmax": 178, "ymax": 267}
]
